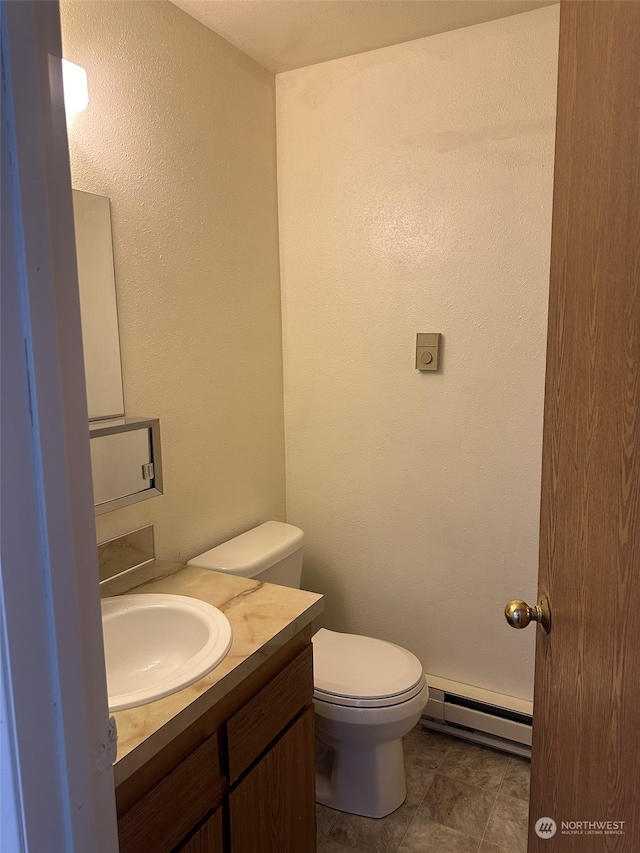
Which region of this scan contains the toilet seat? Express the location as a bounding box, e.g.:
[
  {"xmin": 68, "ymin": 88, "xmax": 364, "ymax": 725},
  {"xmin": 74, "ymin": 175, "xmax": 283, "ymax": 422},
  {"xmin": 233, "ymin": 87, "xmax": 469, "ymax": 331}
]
[
  {"xmin": 312, "ymin": 628, "xmax": 425, "ymax": 708},
  {"xmin": 314, "ymin": 678, "xmax": 425, "ymax": 709}
]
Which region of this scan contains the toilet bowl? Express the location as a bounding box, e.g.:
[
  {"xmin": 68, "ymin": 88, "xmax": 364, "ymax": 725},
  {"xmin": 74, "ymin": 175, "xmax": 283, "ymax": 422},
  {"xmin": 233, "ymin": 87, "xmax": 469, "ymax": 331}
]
[
  {"xmin": 313, "ymin": 628, "xmax": 428, "ymax": 817},
  {"xmin": 187, "ymin": 521, "xmax": 428, "ymax": 818}
]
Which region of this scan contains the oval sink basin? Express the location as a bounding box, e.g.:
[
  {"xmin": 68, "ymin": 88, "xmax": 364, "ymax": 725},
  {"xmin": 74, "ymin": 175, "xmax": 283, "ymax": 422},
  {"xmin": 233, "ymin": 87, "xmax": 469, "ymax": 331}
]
[{"xmin": 101, "ymin": 593, "xmax": 233, "ymax": 712}]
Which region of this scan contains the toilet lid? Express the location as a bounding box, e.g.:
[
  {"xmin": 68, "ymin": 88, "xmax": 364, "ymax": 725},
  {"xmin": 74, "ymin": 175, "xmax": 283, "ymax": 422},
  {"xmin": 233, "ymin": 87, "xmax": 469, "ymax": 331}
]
[{"xmin": 312, "ymin": 628, "xmax": 424, "ymax": 701}]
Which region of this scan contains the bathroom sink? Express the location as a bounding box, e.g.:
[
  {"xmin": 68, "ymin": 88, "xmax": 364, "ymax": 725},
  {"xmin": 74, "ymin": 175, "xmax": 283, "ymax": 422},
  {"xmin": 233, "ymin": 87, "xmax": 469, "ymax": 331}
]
[{"xmin": 101, "ymin": 593, "xmax": 233, "ymax": 712}]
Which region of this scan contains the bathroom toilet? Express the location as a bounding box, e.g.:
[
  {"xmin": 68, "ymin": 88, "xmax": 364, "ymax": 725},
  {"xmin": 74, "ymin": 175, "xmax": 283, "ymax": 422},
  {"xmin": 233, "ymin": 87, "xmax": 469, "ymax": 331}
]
[
  {"xmin": 312, "ymin": 628, "xmax": 428, "ymax": 817},
  {"xmin": 187, "ymin": 521, "xmax": 428, "ymax": 818}
]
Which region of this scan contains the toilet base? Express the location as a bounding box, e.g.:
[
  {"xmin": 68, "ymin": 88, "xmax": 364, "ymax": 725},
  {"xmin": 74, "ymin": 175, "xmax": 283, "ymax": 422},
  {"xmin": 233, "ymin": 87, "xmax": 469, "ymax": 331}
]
[
  {"xmin": 313, "ymin": 678, "xmax": 428, "ymax": 819},
  {"xmin": 315, "ymin": 735, "xmax": 406, "ymax": 819}
]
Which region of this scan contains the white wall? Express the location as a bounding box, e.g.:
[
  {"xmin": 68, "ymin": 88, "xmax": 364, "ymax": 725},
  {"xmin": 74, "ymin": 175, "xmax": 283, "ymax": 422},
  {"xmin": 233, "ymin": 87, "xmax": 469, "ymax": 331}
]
[
  {"xmin": 277, "ymin": 6, "xmax": 559, "ymax": 702},
  {"xmin": 61, "ymin": 0, "xmax": 286, "ymax": 562}
]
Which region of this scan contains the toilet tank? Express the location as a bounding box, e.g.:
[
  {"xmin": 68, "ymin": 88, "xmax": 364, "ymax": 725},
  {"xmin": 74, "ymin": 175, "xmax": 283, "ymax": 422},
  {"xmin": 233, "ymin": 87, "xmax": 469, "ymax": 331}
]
[{"xmin": 187, "ymin": 521, "xmax": 305, "ymax": 589}]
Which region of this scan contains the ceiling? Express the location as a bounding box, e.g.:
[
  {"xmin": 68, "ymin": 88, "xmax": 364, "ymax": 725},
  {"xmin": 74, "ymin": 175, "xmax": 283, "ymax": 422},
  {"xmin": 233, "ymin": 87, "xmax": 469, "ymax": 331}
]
[{"xmin": 171, "ymin": 0, "xmax": 558, "ymax": 74}]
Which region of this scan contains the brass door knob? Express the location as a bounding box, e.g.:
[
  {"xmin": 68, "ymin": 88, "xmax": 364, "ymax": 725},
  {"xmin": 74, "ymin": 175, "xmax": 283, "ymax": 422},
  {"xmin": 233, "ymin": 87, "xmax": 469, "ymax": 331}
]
[{"xmin": 505, "ymin": 596, "xmax": 551, "ymax": 633}]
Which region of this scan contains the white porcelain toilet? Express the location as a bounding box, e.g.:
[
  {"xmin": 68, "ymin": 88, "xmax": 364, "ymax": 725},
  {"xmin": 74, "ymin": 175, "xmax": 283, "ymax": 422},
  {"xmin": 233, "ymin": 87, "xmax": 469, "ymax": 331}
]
[{"xmin": 187, "ymin": 521, "xmax": 428, "ymax": 818}]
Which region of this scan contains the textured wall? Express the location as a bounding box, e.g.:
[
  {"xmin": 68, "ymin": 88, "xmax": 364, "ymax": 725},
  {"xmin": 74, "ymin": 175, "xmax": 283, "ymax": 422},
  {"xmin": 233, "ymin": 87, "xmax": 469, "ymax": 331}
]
[
  {"xmin": 277, "ymin": 6, "xmax": 559, "ymax": 701},
  {"xmin": 62, "ymin": 0, "xmax": 286, "ymax": 561}
]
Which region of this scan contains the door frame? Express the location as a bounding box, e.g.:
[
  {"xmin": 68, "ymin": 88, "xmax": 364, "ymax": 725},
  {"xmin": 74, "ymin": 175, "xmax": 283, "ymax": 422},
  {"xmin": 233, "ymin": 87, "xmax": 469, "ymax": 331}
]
[{"xmin": 1, "ymin": 1, "xmax": 118, "ymax": 849}]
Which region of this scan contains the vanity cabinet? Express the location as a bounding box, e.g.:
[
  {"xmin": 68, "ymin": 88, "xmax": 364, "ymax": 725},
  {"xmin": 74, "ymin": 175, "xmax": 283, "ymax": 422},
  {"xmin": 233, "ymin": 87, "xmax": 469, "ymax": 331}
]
[{"xmin": 116, "ymin": 633, "xmax": 316, "ymax": 853}]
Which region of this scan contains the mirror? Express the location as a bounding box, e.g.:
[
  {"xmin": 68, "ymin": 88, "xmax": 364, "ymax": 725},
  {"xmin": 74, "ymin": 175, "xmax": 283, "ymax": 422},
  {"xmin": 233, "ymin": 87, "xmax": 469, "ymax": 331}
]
[{"xmin": 72, "ymin": 188, "xmax": 125, "ymax": 420}]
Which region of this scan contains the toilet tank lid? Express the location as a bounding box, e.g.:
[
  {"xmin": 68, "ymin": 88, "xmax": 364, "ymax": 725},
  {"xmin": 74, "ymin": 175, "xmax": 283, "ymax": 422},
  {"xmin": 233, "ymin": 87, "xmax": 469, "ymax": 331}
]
[{"xmin": 187, "ymin": 521, "xmax": 304, "ymax": 577}]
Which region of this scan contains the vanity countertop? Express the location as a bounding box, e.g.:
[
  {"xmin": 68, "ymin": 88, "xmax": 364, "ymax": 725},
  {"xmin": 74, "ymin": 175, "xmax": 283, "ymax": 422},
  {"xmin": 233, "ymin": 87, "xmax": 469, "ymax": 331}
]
[{"xmin": 109, "ymin": 561, "xmax": 323, "ymax": 787}]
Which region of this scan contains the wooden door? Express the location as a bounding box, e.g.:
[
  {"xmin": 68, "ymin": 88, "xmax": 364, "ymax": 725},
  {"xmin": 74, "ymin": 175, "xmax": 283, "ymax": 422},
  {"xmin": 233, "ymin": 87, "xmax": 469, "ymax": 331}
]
[
  {"xmin": 229, "ymin": 708, "xmax": 316, "ymax": 853},
  {"xmin": 529, "ymin": 1, "xmax": 640, "ymax": 850}
]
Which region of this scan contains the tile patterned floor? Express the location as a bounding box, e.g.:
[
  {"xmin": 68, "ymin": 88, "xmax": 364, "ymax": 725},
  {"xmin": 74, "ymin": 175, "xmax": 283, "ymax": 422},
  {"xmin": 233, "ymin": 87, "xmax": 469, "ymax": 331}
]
[{"xmin": 316, "ymin": 726, "xmax": 531, "ymax": 853}]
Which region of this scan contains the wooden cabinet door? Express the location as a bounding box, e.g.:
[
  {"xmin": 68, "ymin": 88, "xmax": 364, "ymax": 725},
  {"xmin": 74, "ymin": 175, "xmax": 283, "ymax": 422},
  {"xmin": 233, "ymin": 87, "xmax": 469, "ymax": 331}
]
[
  {"xmin": 229, "ymin": 708, "xmax": 316, "ymax": 853},
  {"xmin": 118, "ymin": 736, "xmax": 224, "ymax": 853},
  {"xmin": 227, "ymin": 645, "xmax": 314, "ymax": 783},
  {"xmin": 178, "ymin": 810, "xmax": 224, "ymax": 853}
]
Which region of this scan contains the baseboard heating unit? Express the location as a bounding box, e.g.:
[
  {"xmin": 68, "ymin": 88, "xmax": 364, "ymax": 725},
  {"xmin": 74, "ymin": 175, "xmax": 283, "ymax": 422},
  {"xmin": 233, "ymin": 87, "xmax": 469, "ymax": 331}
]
[{"xmin": 420, "ymin": 675, "xmax": 533, "ymax": 758}]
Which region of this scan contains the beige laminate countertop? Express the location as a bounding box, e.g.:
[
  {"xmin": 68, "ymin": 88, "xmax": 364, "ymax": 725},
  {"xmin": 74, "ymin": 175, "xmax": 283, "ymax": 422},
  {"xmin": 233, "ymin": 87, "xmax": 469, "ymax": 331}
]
[{"xmin": 107, "ymin": 562, "xmax": 323, "ymax": 787}]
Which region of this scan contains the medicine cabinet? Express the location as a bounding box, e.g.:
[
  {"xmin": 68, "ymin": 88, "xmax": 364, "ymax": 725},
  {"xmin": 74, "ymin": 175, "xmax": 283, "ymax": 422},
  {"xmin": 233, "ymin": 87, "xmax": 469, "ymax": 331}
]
[{"xmin": 73, "ymin": 189, "xmax": 163, "ymax": 513}]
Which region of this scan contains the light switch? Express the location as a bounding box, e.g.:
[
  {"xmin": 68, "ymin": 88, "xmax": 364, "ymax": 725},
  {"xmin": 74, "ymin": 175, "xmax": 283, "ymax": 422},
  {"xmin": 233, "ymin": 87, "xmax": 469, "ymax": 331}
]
[{"xmin": 416, "ymin": 333, "xmax": 441, "ymax": 371}]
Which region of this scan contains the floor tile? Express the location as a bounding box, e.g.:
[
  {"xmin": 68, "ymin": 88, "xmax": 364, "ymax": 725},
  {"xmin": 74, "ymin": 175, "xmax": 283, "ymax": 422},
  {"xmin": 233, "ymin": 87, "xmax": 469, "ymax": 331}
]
[
  {"xmin": 318, "ymin": 839, "xmax": 369, "ymax": 853},
  {"xmin": 398, "ymin": 814, "xmax": 481, "ymax": 853},
  {"xmin": 438, "ymin": 740, "xmax": 509, "ymax": 791},
  {"xmin": 419, "ymin": 773, "xmax": 496, "ymax": 838},
  {"xmin": 403, "ymin": 726, "xmax": 453, "ymax": 770},
  {"xmin": 499, "ymin": 756, "xmax": 531, "ymax": 802},
  {"xmin": 482, "ymin": 816, "xmax": 527, "ymax": 853},
  {"xmin": 482, "ymin": 793, "xmax": 529, "ymax": 853},
  {"xmin": 491, "ymin": 792, "xmax": 529, "ymax": 826},
  {"xmin": 327, "ymin": 802, "xmax": 417, "ymax": 853},
  {"xmin": 317, "ymin": 803, "xmax": 340, "ymax": 839},
  {"xmin": 478, "ymin": 843, "xmax": 510, "ymax": 853},
  {"xmin": 405, "ymin": 762, "xmax": 435, "ymax": 805}
]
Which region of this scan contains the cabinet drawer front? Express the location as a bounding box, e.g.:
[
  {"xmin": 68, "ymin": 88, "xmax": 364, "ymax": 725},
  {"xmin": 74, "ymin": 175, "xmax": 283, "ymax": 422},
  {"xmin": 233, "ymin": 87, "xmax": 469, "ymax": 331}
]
[
  {"xmin": 227, "ymin": 644, "xmax": 314, "ymax": 782},
  {"xmin": 118, "ymin": 735, "xmax": 224, "ymax": 853}
]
